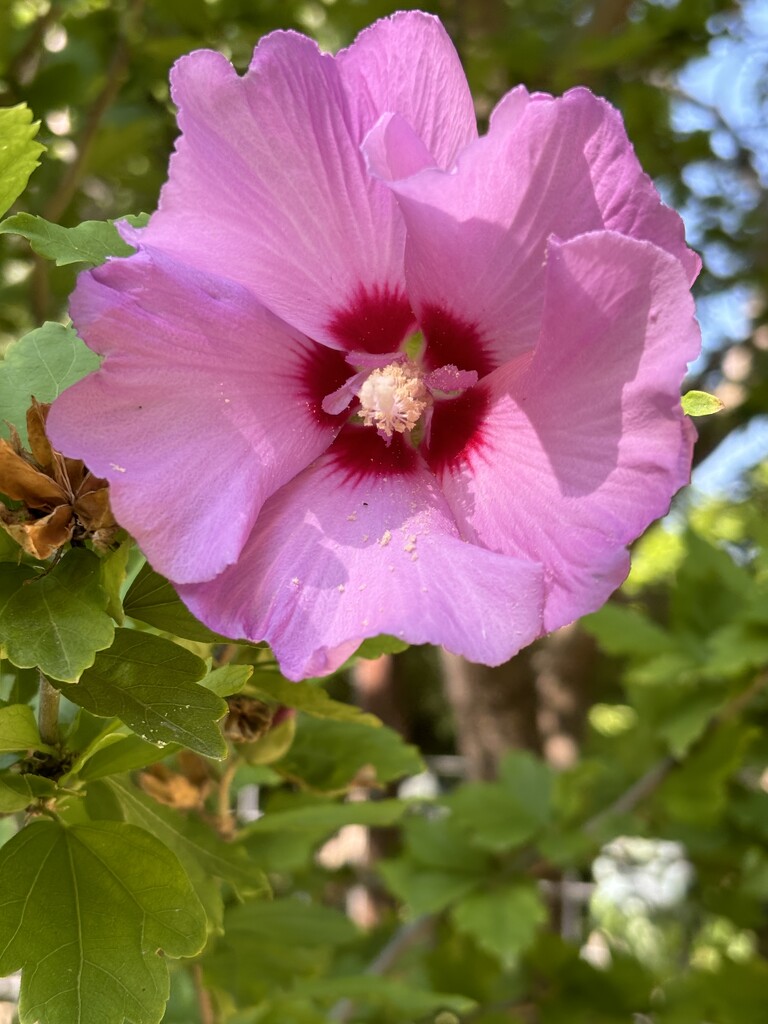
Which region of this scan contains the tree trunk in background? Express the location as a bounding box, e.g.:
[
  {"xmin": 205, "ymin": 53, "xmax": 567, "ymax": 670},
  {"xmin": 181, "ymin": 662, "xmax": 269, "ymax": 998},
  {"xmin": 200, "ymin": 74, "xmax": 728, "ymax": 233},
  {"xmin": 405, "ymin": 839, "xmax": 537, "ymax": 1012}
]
[
  {"xmin": 440, "ymin": 626, "xmax": 597, "ymax": 780},
  {"xmin": 439, "ymin": 647, "xmax": 543, "ymax": 780},
  {"xmin": 532, "ymin": 624, "xmax": 597, "ymax": 770}
]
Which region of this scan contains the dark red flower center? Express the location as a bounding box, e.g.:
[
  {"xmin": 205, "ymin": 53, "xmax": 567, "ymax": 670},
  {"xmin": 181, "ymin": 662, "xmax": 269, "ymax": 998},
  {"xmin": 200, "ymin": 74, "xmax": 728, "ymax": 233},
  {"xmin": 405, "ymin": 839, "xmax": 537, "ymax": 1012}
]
[{"xmin": 305, "ymin": 286, "xmax": 492, "ymax": 478}]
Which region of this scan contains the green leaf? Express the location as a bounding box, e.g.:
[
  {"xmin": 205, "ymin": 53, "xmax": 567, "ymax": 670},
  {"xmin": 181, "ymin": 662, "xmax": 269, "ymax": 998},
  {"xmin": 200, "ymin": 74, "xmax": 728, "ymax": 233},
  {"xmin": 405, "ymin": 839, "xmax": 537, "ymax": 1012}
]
[
  {"xmin": 380, "ymin": 815, "xmax": 491, "ymax": 915},
  {"xmin": 655, "ymin": 689, "xmax": 728, "ymax": 758},
  {"xmin": 201, "ymin": 663, "xmax": 253, "ymax": 697},
  {"xmin": 123, "ymin": 561, "xmax": 236, "ymax": 642},
  {"xmin": 76, "ymin": 733, "xmax": 178, "ymax": 781},
  {"xmin": 381, "ymin": 859, "xmax": 482, "ymax": 916},
  {"xmin": 0, "ymin": 550, "xmax": 114, "ymax": 682},
  {"xmin": 682, "ymin": 389, "xmax": 725, "ymax": 416},
  {"xmin": 0, "ymin": 818, "xmax": 206, "ymax": 1024},
  {"xmin": 659, "ymin": 721, "xmax": 758, "ymax": 825},
  {"xmin": 0, "ymin": 213, "xmax": 136, "ymax": 266},
  {"xmin": 0, "ymin": 703, "xmax": 44, "ymax": 752},
  {"xmin": 450, "ymin": 882, "xmax": 547, "ymax": 966},
  {"xmin": 274, "ymin": 713, "xmax": 423, "ymax": 793},
  {"xmin": 353, "ymin": 634, "xmax": 410, "ymax": 659},
  {"xmin": 0, "ymin": 772, "xmax": 55, "ymax": 812},
  {"xmin": 0, "ymin": 104, "xmax": 45, "ymax": 218},
  {"xmin": 0, "ymin": 774, "xmax": 34, "ymax": 811},
  {"xmin": 704, "ymin": 622, "xmax": 768, "ymax": 678},
  {"xmin": 227, "ymin": 999, "xmax": 326, "ymax": 1024},
  {"xmin": 248, "ymin": 672, "xmax": 379, "ymax": 726},
  {"xmin": 671, "ymin": 532, "xmax": 749, "ymax": 637},
  {"xmin": 294, "ymin": 976, "xmax": 475, "ymax": 1017},
  {"xmin": 99, "ymin": 536, "xmax": 132, "ymax": 624},
  {"xmin": 582, "ymin": 603, "xmax": 676, "ymax": 658},
  {"xmin": 57, "ymin": 628, "xmax": 227, "ymax": 758},
  {"xmin": 204, "ymin": 899, "xmax": 357, "ymax": 1004},
  {"xmin": 225, "ymin": 897, "xmax": 357, "ymax": 947},
  {"xmin": 103, "ymin": 777, "xmax": 268, "ymax": 926},
  {"xmin": 243, "ymin": 796, "xmax": 407, "ymax": 872},
  {"xmin": 447, "ymin": 751, "xmax": 552, "ymax": 852},
  {"xmin": 0, "ymin": 322, "xmax": 100, "ymax": 442},
  {"xmin": 244, "ymin": 797, "xmax": 406, "ymax": 834}
]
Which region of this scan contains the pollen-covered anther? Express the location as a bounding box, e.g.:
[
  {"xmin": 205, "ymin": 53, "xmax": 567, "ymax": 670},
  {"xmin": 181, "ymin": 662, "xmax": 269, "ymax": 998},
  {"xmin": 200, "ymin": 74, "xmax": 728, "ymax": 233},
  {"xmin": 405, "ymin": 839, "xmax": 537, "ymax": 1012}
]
[{"xmin": 357, "ymin": 360, "xmax": 431, "ymax": 438}]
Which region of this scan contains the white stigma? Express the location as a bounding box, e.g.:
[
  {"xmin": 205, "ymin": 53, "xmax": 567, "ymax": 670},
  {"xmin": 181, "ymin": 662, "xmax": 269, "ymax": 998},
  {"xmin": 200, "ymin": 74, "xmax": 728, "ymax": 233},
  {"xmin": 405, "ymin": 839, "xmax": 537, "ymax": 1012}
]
[{"xmin": 357, "ymin": 360, "xmax": 430, "ymax": 438}]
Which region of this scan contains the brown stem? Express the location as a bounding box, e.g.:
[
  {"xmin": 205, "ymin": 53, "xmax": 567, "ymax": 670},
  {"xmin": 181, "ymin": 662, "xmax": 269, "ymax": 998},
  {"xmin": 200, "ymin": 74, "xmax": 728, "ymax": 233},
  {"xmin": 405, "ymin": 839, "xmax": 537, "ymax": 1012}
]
[
  {"xmin": 192, "ymin": 963, "xmax": 215, "ymax": 1024},
  {"xmin": 584, "ymin": 755, "xmax": 676, "ymax": 836},
  {"xmin": 216, "ymin": 758, "xmax": 238, "ymax": 839},
  {"xmin": 42, "ymin": 0, "xmax": 144, "ymax": 227},
  {"xmin": 0, "ymin": 4, "xmax": 61, "ymax": 104},
  {"xmin": 37, "ymin": 673, "xmax": 60, "ymax": 748}
]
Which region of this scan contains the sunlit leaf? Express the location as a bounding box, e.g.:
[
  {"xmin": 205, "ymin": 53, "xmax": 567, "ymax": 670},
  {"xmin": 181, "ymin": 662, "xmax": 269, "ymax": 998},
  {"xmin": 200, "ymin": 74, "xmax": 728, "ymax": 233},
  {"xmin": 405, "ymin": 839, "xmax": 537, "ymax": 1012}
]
[
  {"xmin": 0, "ymin": 550, "xmax": 114, "ymax": 682},
  {"xmin": 0, "ymin": 213, "xmax": 135, "ymax": 265},
  {"xmin": 0, "ymin": 323, "xmax": 100, "ymax": 443},
  {"xmin": 0, "ymin": 818, "xmax": 206, "ymax": 1024},
  {"xmin": 682, "ymin": 389, "xmax": 724, "ymax": 416},
  {"xmin": 0, "ymin": 104, "xmax": 45, "ymax": 218}
]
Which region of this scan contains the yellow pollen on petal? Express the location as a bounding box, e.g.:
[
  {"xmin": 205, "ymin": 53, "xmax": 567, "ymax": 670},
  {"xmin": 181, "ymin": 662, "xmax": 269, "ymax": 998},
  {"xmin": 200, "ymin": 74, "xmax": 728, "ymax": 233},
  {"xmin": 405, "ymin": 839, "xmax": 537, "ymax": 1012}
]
[{"xmin": 357, "ymin": 360, "xmax": 430, "ymax": 437}]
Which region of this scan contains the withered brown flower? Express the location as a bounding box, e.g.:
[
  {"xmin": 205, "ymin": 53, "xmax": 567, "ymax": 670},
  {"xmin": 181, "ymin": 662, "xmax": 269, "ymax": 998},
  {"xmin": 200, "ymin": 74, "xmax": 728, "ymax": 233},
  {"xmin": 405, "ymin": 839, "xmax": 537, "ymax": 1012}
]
[{"xmin": 0, "ymin": 398, "xmax": 117, "ymax": 558}]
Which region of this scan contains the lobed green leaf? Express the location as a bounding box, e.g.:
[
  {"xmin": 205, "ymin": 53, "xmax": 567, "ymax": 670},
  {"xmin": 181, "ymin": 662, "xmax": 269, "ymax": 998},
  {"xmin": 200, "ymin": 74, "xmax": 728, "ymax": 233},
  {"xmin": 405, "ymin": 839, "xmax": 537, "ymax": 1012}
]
[
  {"xmin": 0, "ymin": 322, "xmax": 100, "ymax": 443},
  {"xmin": 102, "ymin": 777, "xmax": 268, "ymax": 927},
  {"xmin": 0, "ymin": 104, "xmax": 45, "ymax": 219},
  {"xmin": 274, "ymin": 713, "xmax": 423, "ymax": 793},
  {"xmin": 0, "ymin": 213, "xmax": 136, "ymax": 266},
  {"xmin": 450, "ymin": 881, "xmax": 548, "ymax": 967},
  {"xmin": 0, "ymin": 550, "xmax": 114, "ymax": 682},
  {"xmin": 57, "ymin": 628, "xmax": 227, "ymax": 758},
  {"xmin": 0, "ymin": 818, "xmax": 206, "ymax": 1024},
  {"xmin": 447, "ymin": 750, "xmax": 552, "ymax": 852}
]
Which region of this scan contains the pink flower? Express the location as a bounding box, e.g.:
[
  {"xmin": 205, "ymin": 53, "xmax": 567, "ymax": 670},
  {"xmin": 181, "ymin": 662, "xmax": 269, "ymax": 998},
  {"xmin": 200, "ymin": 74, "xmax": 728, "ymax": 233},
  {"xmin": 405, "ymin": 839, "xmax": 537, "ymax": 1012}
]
[{"xmin": 48, "ymin": 12, "xmax": 701, "ymax": 680}]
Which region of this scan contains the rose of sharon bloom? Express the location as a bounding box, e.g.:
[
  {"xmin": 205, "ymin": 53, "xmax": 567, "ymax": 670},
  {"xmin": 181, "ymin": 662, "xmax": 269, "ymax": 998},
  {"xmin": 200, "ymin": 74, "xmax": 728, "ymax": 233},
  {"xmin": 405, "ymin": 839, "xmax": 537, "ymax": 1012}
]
[{"xmin": 47, "ymin": 12, "xmax": 701, "ymax": 680}]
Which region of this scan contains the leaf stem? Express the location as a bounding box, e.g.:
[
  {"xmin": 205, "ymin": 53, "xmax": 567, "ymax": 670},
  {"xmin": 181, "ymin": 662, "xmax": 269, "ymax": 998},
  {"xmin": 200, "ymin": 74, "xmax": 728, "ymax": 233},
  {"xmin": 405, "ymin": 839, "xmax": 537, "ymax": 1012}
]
[
  {"xmin": 38, "ymin": 672, "xmax": 61, "ymax": 748},
  {"xmin": 192, "ymin": 963, "xmax": 215, "ymax": 1024},
  {"xmin": 216, "ymin": 758, "xmax": 238, "ymax": 838}
]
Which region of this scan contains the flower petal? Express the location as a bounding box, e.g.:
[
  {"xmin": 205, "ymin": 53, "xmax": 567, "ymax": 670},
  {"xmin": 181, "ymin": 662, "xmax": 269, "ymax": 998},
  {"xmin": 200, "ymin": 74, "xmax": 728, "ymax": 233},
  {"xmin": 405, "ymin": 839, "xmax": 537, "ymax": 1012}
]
[
  {"xmin": 429, "ymin": 231, "xmax": 700, "ymax": 631},
  {"xmin": 367, "ymin": 86, "xmax": 699, "ymax": 371},
  {"xmin": 126, "ymin": 33, "xmax": 405, "ymax": 348},
  {"xmin": 338, "ymin": 11, "xmax": 477, "ymax": 169},
  {"xmin": 47, "ymin": 250, "xmax": 344, "ymax": 584},
  {"xmin": 180, "ymin": 428, "xmax": 544, "ymax": 680}
]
